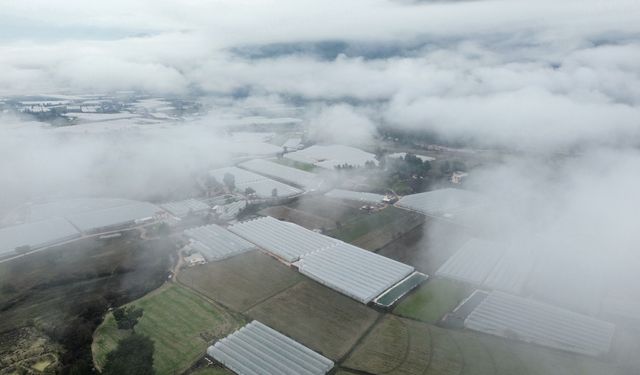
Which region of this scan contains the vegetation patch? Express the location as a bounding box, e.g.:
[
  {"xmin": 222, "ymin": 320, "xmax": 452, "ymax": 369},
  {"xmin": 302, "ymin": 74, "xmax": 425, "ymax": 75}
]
[
  {"xmin": 92, "ymin": 283, "xmax": 244, "ymax": 375},
  {"xmin": 394, "ymin": 278, "xmax": 472, "ymax": 323}
]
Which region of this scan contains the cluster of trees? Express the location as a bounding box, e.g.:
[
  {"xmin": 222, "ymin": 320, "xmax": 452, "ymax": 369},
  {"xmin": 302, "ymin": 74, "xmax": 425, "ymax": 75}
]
[
  {"xmin": 384, "ymin": 153, "xmax": 432, "ymax": 194},
  {"xmin": 102, "ymin": 334, "xmax": 155, "ymax": 375},
  {"xmin": 113, "ymin": 306, "xmax": 144, "ymax": 331}
]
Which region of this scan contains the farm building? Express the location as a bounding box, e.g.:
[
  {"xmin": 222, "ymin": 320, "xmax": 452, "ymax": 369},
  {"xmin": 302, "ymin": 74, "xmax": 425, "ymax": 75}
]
[
  {"xmin": 0, "ymin": 217, "xmax": 81, "ymax": 258},
  {"xmin": 209, "ymin": 167, "xmax": 303, "ymax": 199},
  {"xmin": 239, "ymin": 159, "xmax": 325, "ymax": 191},
  {"xmin": 160, "ymin": 199, "xmax": 210, "ymax": 218},
  {"xmin": 482, "ymin": 247, "xmax": 535, "ymax": 294},
  {"xmin": 228, "ymin": 216, "xmax": 338, "ymax": 263},
  {"xmin": 184, "ymin": 224, "xmax": 256, "ymax": 261},
  {"xmin": 208, "ymin": 320, "xmax": 334, "ymax": 375},
  {"xmin": 285, "ymin": 144, "xmax": 377, "ymax": 169},
  {"xmin": 464, "ymin": 291, "xmax": 616, "ymax": 357},
  {"xmin": 395, "ymin": 188, "xmax": 483, "ymax": 219},
  {"xmin": 294, "ymin": 242, "xmax": 415, "ymax": 304},
  {"xmin": 324, "ymin": 189, "xmax": 385, "ymax": 204}
]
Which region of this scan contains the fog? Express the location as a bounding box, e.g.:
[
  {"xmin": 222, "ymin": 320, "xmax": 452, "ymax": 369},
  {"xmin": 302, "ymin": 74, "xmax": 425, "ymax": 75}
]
[{"xmin": 2, "ymin": 0, "xmax": 640, "ymax": 370}]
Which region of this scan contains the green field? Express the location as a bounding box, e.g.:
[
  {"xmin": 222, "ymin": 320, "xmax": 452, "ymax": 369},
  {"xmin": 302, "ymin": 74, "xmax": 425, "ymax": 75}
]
[
  {"xmin": 343, "ymin": 315, "xmax": 616, "ymax": 375},
  {"xmin": 246, "ymin": 280, "xmax": 379, "ymax": 360},
  {"xmin": 177, "ymin": 251, "xmax": 302, "ymax": 312},
  {"xmin": 394, "ymin": 278, "xmax": 472, "ymax": 323},
  {"xmin": 189, "ymin": 367, "xmax": 234, "ymax": 375},
  {"xmin": 92, "ymin": 283, "xmax": 244, "ymax": 375},
  {"xmin": 328, "ymin": 206, "xmax": 423, "ymax": 250}
]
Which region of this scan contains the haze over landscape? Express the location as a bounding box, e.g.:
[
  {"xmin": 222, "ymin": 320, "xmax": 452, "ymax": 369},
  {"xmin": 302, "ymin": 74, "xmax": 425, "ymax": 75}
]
[{"xmin": 1, "ymin": 1, "xmax": 640, "ymax": 375}]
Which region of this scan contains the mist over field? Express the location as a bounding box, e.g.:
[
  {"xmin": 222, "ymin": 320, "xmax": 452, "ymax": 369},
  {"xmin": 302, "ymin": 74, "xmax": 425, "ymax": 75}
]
[{"xmin": 2, "ymin": 0, "xmax": 640, "ymax": 374}]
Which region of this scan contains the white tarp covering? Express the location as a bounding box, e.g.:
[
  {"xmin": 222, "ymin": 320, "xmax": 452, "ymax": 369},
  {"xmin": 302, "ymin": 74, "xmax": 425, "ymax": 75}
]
[
  {"xmin": 0, "ymin": 218, "xmax": 81, "ymax": 257},
  {"xmin": 285, "ymin": 144, "xmax": 377, "ymax": 169},
  {"xmin": 294, "ymin": 242, "xmax": 415, "ymax": 303},
  {"xmin": 395, "ymin": 188, "xmax": 483, "ymax": 218},
  {"xmin": 209, "ymin": 167, "xmax": 303, "ymax": 199},
  {"xmin": 208, "ymin": 320, "xmax": 334, "ymax": 375},
  {"xmin": 239, "ymin": 159, "xmax": 324, "ymax": 191},
  {"xmin": 228, "ymin": 216, "xmax": 337, "ymax": 262},
  {"xmin": 184, "ymin": 224, "xmax": 256, "ymax": 261},
  {"xmin": 160, "ymin": 199, "xmax": 210, "ymax": 218},
  {"xmin": 436, "ymin": 239, "xmax": 506, "ymax": 285},
  {"xmin": 465, "ymin": 291, "xmax": 615, "ymax": 357}
]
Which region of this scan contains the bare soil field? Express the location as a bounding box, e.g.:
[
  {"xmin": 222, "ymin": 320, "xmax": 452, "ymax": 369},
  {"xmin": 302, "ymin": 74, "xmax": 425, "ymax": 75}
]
[
  {"xmin": 246, "ymin": 279, "xmax": 379, "ymax": 360},
  {"xmin": 259, "ymin": 206, "xmax": 334, "ymax": 231},
  {"xmin": 177, "ymin": 250, "xmax": 302, "ymax": 312}
]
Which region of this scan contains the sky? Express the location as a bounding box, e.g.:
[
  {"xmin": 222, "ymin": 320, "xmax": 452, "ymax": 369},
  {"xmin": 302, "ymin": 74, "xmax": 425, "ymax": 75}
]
[{"xmin": 2, "ymin": 0, "xmax": 640, "ymax": 337}]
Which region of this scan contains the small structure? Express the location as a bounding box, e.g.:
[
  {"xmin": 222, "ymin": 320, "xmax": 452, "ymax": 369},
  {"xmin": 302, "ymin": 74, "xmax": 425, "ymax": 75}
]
[
  {"xmin": 282, "ymin": 137, "xmax": 303, "ymax": 152},
  {"xmin": 208, "ymin": 320, "xmax": 334, "ymax": 375},
  {"xmin": 451, "ymin": 171, "xmax": 468, "ymax": 184},
  {"xmin": 184, "ymin": 252, "xmax": 206, "ymax": 267}
]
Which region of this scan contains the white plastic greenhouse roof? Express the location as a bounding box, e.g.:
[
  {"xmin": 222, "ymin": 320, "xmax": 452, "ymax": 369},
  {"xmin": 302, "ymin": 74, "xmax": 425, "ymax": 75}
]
[
  {"xmin": 482, "ymin": 247, "xmax": 534, "ymax": 294},
  {"xmin": 465, "ymin": 291, "xmax": 615, "ymax": 357},
  {"xmin": 294, "ymin": 242, "xmax": 415, "ymax": 303},
  {"xmin": 324, "ymin": 189, "xmax": 385, "ymax": 204},
  {"xmin": 184, "ymin": 224, "xmax": 256, "ymax": 261},
  {"xmin": 239, "ymin": 159, "xmax": 324, "ymax": 191},
  {"xmin": 208, "ymin": 320, "xmax": 334, "ymax": 375},
  {"xmin": 66, "ymin": 201, "xmax": 160, "ymax": 232},
  {"xmin": 436, "ymin": 238, "xmax": 506, "ymax": 285},
  {"xmin": 284, "ymin": 144, "xmax": 377, "ymax": 169},
  {"xmin": 228, "ymin": 216, "xmax": 338, "ymax": 262},
  {"xmin": 209, "ymin": 167, "xmax": 303, "ymax": 198},
  {"xmin": 395, "ymin": 188, "xmax": 482, "ymax": 218},
  {"xmin": 160, "ymin": 199, "xmax": 209, "ymax": 218},
  {"xmin": 0, "ymin": 217, "xmax": 81, "ymax": 257}
]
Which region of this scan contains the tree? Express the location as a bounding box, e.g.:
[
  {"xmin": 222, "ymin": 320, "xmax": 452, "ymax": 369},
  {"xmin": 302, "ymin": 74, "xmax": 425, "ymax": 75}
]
[
  {"xmin": 222, "ymin": 172, "xmax": 236, "ymax": 191},
  {"xmin": 244, "ymin": 187, "xmax": 256, "ymax": 196},
  {"xmin": 271, "ymin": 188, "xmax": 278, "ymax": 197},
  {"xmin": 102, "ymin": 334, "xmax": 155, "ymax": 375},
  {"xmin": 113, "ymin": 306, "xmax": 144, "ymax": 331}
]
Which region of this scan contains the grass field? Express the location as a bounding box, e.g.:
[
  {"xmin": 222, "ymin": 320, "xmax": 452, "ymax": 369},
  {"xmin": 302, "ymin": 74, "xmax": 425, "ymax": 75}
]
[
  {"xmin": 394, "ymin": 278, "xmax": 472, "ymax": 323},
  {"xmin": 177, "ymin": 251, "xmax": 302, "ymax": 312},
  {"xmin": 92, "ymin": 283, "xmax": 244, "ymax": 375},
  {"xmin": 189, "ymin": 367, "xmax": 234, "ymax": 375},
  {"xmin": 328, "ymin": 206, "xmax": 424, "ymax": 250},
  {"xmin": 246, "ymin": 279, "xmax": 379, "ymax": 360},
  {"xmin": 343, "ymin": 315, "xmax": 617, "ymax": 375}
]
